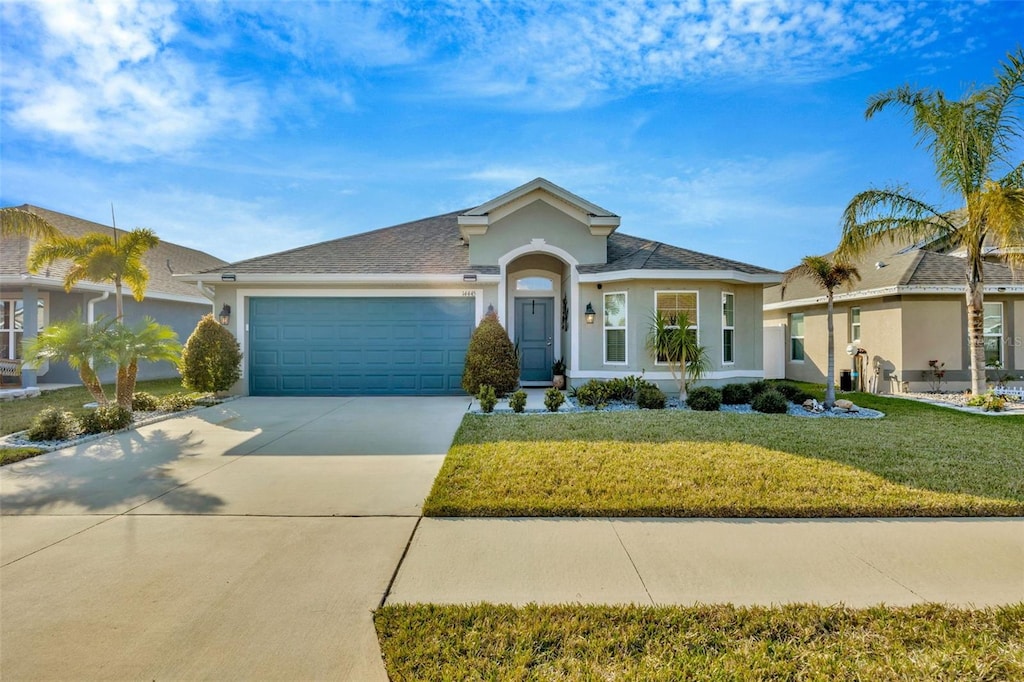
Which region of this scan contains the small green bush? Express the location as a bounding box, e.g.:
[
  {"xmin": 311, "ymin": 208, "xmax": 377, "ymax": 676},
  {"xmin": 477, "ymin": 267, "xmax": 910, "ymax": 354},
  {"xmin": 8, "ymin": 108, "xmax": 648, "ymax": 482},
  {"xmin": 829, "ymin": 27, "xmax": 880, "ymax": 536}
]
[
  {"xmin": 159, "ymin": 393, "xmax": 196, "ymax": 412},
  {"xmin": 686, "ymin": 386, "xmax": 722, "ymax": 411},
  {"xmin": 752, "ymin": 389, "xmax": 789, "ymax": 414},
  {"xmin": 509, "ymin": 390, "xmax": 527, "ymax": 413},
  {"xmin": 966, "ymin": 391, "xmax": 1006, "ymax": 412},
  {"xmin": 461, "ymin": 308, "xmax": 520, "ymax": 397},
  {"xmin": 747, "ymin": 380, "xmax": 771, "ymax": 397},
  {"xmin": 80, "ymin": 405, "xmax": 133, "ymax": 434},
  {"xmin": 478, "ymin": 385, "xmax": 497, "ymax": 413},
  {"xmin": 721, "ymin": 383, "xmax": 753, "ymax": 405},
  {"xmin": 26, "ymin": 407, "xmax": 80, "ymax": 442},
  {"xmin": 132, "ymin": 391, "xmax": 160, "ymax": 411},
  {"xmin": 180, "ymin": 314, "xmax": 242, "ymax": 393},
  {"xmin": 636, "ymin": 384, "xmax": 666, "ymax": 409},
  {"xmin": 543, "ymin": 387, "xmax": 565, "ymax": 412},
  {"xmin": 575, "ymin": 379, "xmax": 609, "ymax": 409}
]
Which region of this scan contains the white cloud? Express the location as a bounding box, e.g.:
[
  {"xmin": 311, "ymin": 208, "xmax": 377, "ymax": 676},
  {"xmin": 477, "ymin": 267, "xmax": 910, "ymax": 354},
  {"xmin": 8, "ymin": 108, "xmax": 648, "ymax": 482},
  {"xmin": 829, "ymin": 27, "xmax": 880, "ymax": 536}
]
[{"xmin": 1, "ymin": 0, "xmax": 261, "ymax": 160}]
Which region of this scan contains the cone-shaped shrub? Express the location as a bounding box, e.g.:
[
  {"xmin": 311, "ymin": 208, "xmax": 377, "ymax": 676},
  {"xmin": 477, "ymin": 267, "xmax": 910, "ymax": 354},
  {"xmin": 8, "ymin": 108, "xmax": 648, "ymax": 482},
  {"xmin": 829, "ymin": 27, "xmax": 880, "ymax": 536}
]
[
  {"xmin": 180, "ymin": 314, "xmax": 242, "ymax": 392},
  {"xmin": 461, "ymin": 307, "xmax": 519, "ymax": 396}
]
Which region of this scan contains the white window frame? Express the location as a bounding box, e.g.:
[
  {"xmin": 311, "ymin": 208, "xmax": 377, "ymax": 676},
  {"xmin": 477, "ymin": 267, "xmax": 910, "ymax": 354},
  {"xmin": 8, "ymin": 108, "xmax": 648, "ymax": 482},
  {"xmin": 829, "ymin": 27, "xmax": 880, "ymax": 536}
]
[
  {"xmin": 722, "ymin": 292, "xmax": 735, "ymax": 365},
  {"xmin": 603, "ymin": 291, "xmax": 628, "ymax": 365},
  {"xmin": 654, "ymin": 290, "xmax": 699, "ymax": 365},
  {"xmin": 790, "ymin": 312, "xmax": 805, "ymax": 362},
  {"xmin": 850, "ymin": 306, "xmax": 861, "ymax": 343},
  {"xmin": 0, "ymin": 297, "xmax": 47, "ymax": 360},
  {"xmin": 983, "ymin": 302, "xmax": 1003, "ymax": 367}
]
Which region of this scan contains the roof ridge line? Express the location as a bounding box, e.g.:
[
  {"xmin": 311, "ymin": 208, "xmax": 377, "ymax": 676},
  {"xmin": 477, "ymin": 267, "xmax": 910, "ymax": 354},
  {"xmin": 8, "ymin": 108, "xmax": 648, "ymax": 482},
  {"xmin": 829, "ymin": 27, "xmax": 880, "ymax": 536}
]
[{"xmin": 897, "ymin": 250, "xmax": 927, "ymax": 286}]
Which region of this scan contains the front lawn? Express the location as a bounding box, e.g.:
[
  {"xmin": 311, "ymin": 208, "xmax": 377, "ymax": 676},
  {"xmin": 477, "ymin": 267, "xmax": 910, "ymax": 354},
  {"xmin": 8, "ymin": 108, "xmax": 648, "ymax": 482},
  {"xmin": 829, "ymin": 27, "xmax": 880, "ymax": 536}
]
[
  {"xmin": 375, "ymin": 603, "xmax": 1024, "ymax": 681},
  {"xmin": 423, "ymin": 392, "xmax": 1024, "ymax": 517}
]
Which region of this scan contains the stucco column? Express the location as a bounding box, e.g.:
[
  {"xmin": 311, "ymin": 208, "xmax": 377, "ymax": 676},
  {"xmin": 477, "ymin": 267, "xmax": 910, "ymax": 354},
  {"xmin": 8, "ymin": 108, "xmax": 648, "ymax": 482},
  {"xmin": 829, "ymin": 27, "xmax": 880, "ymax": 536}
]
[{"xmin": 20, "ymin": 286, "xmax": 39, "ymax": 388}]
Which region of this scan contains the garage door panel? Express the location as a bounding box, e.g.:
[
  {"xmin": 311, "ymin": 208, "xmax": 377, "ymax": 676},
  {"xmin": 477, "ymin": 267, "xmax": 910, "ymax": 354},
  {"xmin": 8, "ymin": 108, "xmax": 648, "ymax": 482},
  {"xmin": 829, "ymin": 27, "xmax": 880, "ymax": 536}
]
[{"xmin": 249, "ymin": 297, "xmax": 474, "ymax": 396}]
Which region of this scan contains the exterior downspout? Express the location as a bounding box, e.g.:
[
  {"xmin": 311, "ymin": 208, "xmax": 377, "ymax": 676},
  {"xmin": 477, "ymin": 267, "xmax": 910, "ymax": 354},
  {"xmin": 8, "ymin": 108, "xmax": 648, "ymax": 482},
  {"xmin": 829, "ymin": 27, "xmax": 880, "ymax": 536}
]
[
  {"xmin": 86, "ymin": 291, "xmax": 110, "ymax": 324},
  {"xmin": 196, "ymin": 281, "xmax": 216, "ymax": 302}
]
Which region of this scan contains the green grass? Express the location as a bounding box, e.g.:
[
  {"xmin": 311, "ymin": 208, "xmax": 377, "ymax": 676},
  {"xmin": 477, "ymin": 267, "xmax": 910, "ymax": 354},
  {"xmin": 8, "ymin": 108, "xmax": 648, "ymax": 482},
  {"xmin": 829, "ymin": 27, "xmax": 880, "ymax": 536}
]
[
  {"xmin": 0, "ymin": 378, "xmax": 186, "ymax": 437},
  {"xmin": 424, "ymin": 391, "xmax": 1024, "ymax": 517},
  {"xmin": 375, "ymin": 603, "xmax": 1024, "ymax": 681},
  {"xmin": 0, "ymin": 447, "xmax": 45, "ymax": 466}
]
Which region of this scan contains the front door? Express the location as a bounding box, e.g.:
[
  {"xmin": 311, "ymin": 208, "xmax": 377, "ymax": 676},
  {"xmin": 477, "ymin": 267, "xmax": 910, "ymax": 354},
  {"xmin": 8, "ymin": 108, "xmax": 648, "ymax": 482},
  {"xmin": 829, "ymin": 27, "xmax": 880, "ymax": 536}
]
[{"xmin": 515, "ymin": 298, "xmax": 553, "ymax": 383}]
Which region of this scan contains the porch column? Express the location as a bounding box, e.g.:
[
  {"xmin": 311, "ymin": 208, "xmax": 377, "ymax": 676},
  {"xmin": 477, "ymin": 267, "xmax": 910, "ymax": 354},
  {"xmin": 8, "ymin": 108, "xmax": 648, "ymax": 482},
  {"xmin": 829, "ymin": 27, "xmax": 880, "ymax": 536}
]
[{"xmin": 21, "ymin": 286, "xmax": 38, "ymax": 388}]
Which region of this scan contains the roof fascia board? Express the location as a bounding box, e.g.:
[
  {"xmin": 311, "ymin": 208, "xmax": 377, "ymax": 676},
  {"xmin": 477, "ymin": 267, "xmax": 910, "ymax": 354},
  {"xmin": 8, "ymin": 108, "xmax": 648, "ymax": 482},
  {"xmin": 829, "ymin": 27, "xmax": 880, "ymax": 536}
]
[
  {"xmin": 579, "ymin": 269, "xmax": 782, "ymax": 285},
  {"xmin": 174, "ymin": 273, "xmax": 502, "ymax": 285},
  {"xmin": 2, "ymin": 275, "xmax": 212, "ymax": 305},
  {"xmin": 463, "ymin": 177, "xmax": 618, "ymax": 219},
  {"xmin": 763, "ymin": 284, "xmax": 1024, "ymax": 311}
]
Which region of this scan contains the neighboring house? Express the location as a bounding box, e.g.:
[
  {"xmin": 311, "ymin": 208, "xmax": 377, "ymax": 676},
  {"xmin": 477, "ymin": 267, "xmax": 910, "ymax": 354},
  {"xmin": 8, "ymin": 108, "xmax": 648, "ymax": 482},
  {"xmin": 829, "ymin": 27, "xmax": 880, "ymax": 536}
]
[
  {"xmin": 177, "ymin": 178, "xmax": 781, "ymax": 396},
  {"xmin": 0, "ymin": 205, "xmax": 227, "ymax": 387},
  {"xmin": 763, "ymin": 236, "xmax": 1023, "ymax": 393}
]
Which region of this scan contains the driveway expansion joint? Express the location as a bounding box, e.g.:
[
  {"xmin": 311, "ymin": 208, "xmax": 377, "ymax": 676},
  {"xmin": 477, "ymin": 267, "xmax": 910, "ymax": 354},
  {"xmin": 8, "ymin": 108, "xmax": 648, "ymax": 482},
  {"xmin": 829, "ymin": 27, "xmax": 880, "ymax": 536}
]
[
  {"xmin": 610, "ymin": 520, "xmax": 655, "ymax": 606},
  {"xmin": 379, "ymin": 516, "xmax": 422, "ymax": 610}
]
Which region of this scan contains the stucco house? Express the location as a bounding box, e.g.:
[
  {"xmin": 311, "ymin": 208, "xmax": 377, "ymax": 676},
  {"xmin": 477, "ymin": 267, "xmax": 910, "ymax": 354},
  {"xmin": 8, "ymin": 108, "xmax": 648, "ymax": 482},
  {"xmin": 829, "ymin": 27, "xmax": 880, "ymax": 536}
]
[
  {"xmin": 177, "ymin": 178, "xmax": 780, "ymax": 396},
  {"xmin": 763, "ymin": 236, "xmax": 1023, "ymax": 393},
  {"xmin": 0, "ymin": 205, "xmax": 227, "ymax": 387}
]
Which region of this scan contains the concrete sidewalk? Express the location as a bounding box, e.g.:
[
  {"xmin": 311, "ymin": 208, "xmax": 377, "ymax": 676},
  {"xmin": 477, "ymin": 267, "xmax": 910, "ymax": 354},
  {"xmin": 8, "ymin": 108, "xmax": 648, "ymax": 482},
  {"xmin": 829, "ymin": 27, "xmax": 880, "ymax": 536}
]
[{"xmin": 387, "ymin": 517, "xmax": 1024, "ymax": 607}]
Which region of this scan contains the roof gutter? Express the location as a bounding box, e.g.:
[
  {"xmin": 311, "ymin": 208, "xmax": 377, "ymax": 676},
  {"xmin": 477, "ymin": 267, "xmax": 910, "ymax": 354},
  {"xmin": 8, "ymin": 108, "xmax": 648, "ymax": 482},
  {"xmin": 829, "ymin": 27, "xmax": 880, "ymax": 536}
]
[{"xmin": 763, "ymin": 283, "xmax": 1024, "ymax": 311}]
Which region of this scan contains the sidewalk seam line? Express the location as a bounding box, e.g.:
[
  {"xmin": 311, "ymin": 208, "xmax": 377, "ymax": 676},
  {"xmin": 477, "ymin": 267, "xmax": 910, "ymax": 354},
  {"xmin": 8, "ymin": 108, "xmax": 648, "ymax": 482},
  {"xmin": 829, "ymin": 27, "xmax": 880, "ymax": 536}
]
[
  {"xmin": 0, "ymin": 515, "xmax": 119, "ymax": 568},
  {"xmin": 378, "ymin": 516, "xmax": 422, "ymax": 610},
  {"xmin": 610, "ymin": 520, "xmax": 655, "ymax": 606},
  {"xmin": 848, "ymin": 552, "xmax": 929, "ymax": 603}
]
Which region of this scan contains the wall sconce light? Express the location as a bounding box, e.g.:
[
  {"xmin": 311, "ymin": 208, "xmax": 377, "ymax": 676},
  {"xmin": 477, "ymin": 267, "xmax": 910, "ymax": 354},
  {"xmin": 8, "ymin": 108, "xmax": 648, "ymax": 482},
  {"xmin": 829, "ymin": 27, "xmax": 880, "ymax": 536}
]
[
  {"xmin": 221, "ymin": 273, "xmax": 236, "ymax": 282},
  {"xmin": 585, "ymin": 302, "xmax": 596, "ymax": 324},
  {"xmin": 463, "ymin": 273, "xmax": 478, "ymax": 282},
  {"xmin": 219, "ymin": 304, "xmax": 231, "ymax": 325}
]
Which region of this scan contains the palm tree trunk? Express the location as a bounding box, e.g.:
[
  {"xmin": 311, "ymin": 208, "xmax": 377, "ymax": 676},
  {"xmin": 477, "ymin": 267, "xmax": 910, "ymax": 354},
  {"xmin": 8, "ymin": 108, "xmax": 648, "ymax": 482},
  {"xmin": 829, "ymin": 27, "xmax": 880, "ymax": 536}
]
[
  {"xmin": 78, "ymin": 365, "xmax": 108, "ymax": 405},
  {"xmin": 966, "ymin": 279, "xmax": 987, "ymax": 395},
  {"xmin": 116, "ymin": 359, "xmax": 137, "ymax": 409},
  {"xmin": 825, "ymin": 292, "xmax": 836, "ymax": 407},
  {"xmin": 114, "ymin": 279, "xmax": 124, "ymax": 322}
]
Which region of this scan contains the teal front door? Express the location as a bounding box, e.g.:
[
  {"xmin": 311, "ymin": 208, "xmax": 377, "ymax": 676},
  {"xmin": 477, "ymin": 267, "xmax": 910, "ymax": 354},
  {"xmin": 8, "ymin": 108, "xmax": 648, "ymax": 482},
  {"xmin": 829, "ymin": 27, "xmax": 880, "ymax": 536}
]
[{"xmin": 515, "ymin": 298, "xmax": 553, "ymax": 383}]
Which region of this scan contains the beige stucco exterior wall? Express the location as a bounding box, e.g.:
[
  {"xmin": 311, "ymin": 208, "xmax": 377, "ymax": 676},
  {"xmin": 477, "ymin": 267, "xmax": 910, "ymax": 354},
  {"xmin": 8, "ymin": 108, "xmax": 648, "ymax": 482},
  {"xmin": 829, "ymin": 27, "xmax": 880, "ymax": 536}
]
[{"xmin": 469, "ymin": 199, "xmax": 607, "ymax": 266}]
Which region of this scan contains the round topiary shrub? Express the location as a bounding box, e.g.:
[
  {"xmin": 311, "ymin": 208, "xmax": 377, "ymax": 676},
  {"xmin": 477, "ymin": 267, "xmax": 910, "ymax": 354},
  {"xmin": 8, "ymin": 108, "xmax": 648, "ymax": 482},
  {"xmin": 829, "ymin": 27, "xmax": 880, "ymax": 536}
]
[
  {"xmin": 721, "ymin": 383, "xmax": 753, "ymax": 405},
  {"xmin": 26, "ymin": 407, "xmax": 80, "ymax": 442},
  {"xmin": 461, "ymin": 307, "xmax": 520, "ymax": 397},
  {"xmin": 752, "ymin": 389, "xmax": 789, "ymax": 414},
  {"xmin": 636, "ymin": 384, "xmax": 666, "ymax": 409},
  {"xmin": 132, "ymin": 391, "xmax": 160, "ymax": 411},
  {"xmin": 80, "ymin": 405, "xmax": 133, "ymax": 434},
  {"xmin": 686, "ymin": 386, "xmax": 722, "ymax": 411},
  {"xmin": 575, "ymin": 379, "xmax": 609, "ymax": 408},
  {"xmin": 509, "ymin": 389, "xmax": 527, "ymax": 413},
  {"xmin": 747, "ymin": 380, "xmax": 770, "ymax": 397},
  {"xmin": 543, "ymin": 387, "xmax": 565, "ymax": 412},
  {"xmin": 180, "ymin": 314, "xmax": 242, "ymax": 393}
]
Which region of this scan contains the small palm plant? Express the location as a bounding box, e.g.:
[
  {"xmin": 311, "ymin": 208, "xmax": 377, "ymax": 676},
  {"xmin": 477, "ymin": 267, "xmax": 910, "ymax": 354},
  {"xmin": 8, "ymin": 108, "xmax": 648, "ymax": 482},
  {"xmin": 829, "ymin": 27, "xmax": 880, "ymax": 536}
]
[
  {"xmin": 106, "ymin": 318, "xmax": 182, "ymax": 409},
  {"xmin": 645, "ymin": 311, "xmax": 709, "ymax": 402},
  {"xmin": 22, "ymin": 315, "xmax": 114, "ymax": 405}
]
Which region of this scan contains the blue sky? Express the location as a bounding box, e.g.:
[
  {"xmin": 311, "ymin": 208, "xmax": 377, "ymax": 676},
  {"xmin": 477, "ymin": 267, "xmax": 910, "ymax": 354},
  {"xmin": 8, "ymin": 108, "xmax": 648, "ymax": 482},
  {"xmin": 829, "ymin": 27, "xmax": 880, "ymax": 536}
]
[{"xmin": 1, "ymin": 0, "xmax": 1021, "ymax": 271}]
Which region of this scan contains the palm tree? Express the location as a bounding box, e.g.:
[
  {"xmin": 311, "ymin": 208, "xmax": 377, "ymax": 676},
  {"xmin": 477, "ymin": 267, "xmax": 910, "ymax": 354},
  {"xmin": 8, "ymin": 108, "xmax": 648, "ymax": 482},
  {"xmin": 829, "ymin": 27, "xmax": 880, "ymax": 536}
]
[
  {"xmin": 106, "ymin": 318, "xmax": 181, "ymax": 409},
  {"xmin": 781, "ymin": 256, "xmax": 861, "ymax": 407},
  {"xmin": 646, "ymin": 311, "xmax": 710, "ymax": 402},
  {"xmin": 27, "ymin": 228, "xmax": 160, "ymax": 321},
  {"xmin": 21, "ymin": 315, "xmax": 114, "ymax": 405},
  {"xmin": 838, "ymin": 48, "xmax": 1024, "ymax": 396},
  {"xmin": 0, "ymin": 207, "xmax": 60, "ymax": 240}
]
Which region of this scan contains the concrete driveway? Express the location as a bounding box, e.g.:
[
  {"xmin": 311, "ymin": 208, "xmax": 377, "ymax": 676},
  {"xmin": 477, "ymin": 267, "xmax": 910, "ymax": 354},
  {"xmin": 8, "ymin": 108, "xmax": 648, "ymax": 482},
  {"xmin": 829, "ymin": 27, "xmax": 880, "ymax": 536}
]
[{"xmin": 0, "ymin": 396, "xmax": 468, "ymax": 681}]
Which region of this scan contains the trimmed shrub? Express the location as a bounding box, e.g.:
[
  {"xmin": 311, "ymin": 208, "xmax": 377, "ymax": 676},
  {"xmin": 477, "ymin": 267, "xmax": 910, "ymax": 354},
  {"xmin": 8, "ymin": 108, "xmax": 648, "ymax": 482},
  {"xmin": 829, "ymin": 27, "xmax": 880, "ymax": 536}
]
[
  {"xmin": 478, "ymin": 385, "xmax": 497, "ymax": 413},
  {"xmin": 80, "ymin": 405, "xmax": 133, "ymax": 434},
  {"xmin": 509, "ymin": 390, "xmax": 527, "ymax": 413},
  {"xmin": 636, "ymin": 384, "xmax": 666, "ymax": 409},
  {"xmin": 132, "ymin": 391, "xmax": 160, "ymax": 411},
  {"xmin": 26, "ymin": 407, "xmax": 80, "ymax": 442},
  {"xmin": 160, "ymin": 393, "xmax": 196, "ymax": 412},
  {"xmin": 180, "ymin": 314, "xmax": 242, "ymax": 393},
  {"xmin": 543, "ymin": 387, "xmax": 565, "ymax": 412},
  {"xmin": 461, "ymin": 308, "xmax": 520, "ymax": 396},
  {"xmin": 686, "ymin": 386, "xmax": 722, "ymax": 411},
  {"xmin": 752, "ymin": 389, "xmax": 789, "ymax": 414},
  {"xmin": 575, "ymin": 379, "xmax": 609, "ymax": 409},
  {"xmin": 747, "ymin": 380, "xmax": 771, "ymax": 397},
  {"xmin": 721, "ymin": 383, "xmax": 752, "ymax": 405},
  {"xmin": 771, "ymin": 382, "xmax": 803, "ymax": 400}
]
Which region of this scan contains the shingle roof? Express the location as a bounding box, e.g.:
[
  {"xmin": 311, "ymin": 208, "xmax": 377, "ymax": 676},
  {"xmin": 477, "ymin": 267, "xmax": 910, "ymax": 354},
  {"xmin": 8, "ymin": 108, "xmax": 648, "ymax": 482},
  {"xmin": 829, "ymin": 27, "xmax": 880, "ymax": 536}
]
[
  {"xmin": 1, "ymin": 205, "xmax": 228, "ymax": 299},
  {"xmin": 193, "ymin": 210, "xmax": 777, "ymax": 277}
]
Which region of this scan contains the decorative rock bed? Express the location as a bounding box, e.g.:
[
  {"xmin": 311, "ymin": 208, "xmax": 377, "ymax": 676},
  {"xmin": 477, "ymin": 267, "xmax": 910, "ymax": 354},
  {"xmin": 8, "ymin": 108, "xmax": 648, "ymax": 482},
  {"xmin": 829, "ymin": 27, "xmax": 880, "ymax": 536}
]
[{"xmin": 471, "ymin": 396, "xmax": 885, "ymax": 419}]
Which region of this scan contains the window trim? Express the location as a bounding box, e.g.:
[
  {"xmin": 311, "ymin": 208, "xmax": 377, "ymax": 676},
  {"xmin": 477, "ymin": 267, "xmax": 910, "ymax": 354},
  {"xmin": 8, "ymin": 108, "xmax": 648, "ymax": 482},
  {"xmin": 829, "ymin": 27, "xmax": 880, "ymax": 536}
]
[
  {"xmin": 983, "ymin": 301, "xmax": 1004, "ymax": 368},
  {"xmin": 603, "ymin": 290, "xmax": 628, "ymax": 365},
  {"xmin": 654, "ymin": 290, "xmax": 699, "ymax": 366},
  {"xmin": 0, "ymin": 297, "xmax": 48, "ymax": 361},
  {"xmin": 790, "ymin": 312, "xmax": 805, "ymax": 363},
  {"xmin": 722, "ymin": 292, "xmax": 735, "ymax": 365},
  {"xmin": 850, "ymin": 306, "xmax": 861, "ymax": 343}
]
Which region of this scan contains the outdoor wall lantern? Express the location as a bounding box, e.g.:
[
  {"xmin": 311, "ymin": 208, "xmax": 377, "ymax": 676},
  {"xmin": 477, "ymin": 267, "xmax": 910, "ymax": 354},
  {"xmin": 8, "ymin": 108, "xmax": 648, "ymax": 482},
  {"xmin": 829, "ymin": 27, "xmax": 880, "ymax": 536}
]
[
  {"xmin": 585, "ymin": 302, "xmax": 596, "ymax": 324},
  {"xmin": 219, "ymin": 304, "xmax": 232, "ymax": 325}
]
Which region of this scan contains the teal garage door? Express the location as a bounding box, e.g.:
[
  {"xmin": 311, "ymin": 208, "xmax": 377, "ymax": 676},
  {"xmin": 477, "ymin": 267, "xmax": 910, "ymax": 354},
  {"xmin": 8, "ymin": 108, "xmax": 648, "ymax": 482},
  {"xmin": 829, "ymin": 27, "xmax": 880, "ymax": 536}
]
[{"xmin": 248, "ymin": 297, "xmax": 475, "ymax": 396}]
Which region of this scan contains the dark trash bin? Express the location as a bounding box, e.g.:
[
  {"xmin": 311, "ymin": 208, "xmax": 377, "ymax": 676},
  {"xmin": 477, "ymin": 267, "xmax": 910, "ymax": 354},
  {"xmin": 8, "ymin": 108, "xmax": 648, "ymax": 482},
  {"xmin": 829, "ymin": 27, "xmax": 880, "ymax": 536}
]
[{"xmin": 839, "ymin": 369, "xmax": 853, "ymax": 392}]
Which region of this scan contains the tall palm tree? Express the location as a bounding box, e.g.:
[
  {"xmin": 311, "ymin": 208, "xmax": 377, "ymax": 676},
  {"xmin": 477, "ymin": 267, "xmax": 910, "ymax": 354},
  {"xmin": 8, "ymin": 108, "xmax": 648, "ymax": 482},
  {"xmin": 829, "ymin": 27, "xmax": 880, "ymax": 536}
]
[
  {"xmin": 0, "ymin": 207, "xmax": 60, "ymax": 240},
  {"xmin": 781, "ymin": 256, "xmax": 861, "ymax": 407},
  {"xmin": 838, "ymin": 48, "xmax": 1024, "ymax": 396},
  {"xmin": 21, "ymin": 315, "xmax": 114, "ymax": 405},
  {"xmin": 27, "ymin": 228, "xmax": 160, "ymax": 321},
  {"xmin": 106, "ymin": 318, "xmax": 181, "ymax": 409},
  {"xmin": 646, "ymin": 311, "xmax": 710, "ymax": 402}
]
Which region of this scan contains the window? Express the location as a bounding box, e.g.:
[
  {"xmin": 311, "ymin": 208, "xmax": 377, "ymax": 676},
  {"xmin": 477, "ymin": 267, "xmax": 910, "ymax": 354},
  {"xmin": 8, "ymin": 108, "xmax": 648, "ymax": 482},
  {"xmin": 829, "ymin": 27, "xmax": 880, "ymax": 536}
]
[
  {"xmin": 516, "ymin": 276, "xmax": 553, "ymax": 291},
  {"xmin": 603, "ymin": 292, "xmax": 627, "ymax": 364},
  {"xmin": 722, "ymin": 293, "xmax": 735, "ymax": 364},
  {"xmin": 790, "ymin": 312, "xmax": 805, "ymax": 361},
  {"xmin": 984, "ymin": 302, "xmax": 1003, "ymax": 367},
  {"xmin": 0, "ymin": 299, "xmax": 46, "ymax": 360},
  {"xmin": 655, "ymin": 291, "xmax": 698, "ymax": 363},
  {"xmin": 850, "ymin": 307, "xmax": 861, "ymax": 343}
]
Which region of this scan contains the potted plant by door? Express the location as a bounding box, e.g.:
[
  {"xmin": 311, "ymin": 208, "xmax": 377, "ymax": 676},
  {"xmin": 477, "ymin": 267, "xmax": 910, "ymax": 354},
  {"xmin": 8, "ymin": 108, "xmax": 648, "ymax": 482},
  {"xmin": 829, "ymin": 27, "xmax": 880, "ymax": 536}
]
[{"xmin": 551, "ymin": 357, "xmax": 566, "ymax": 390}]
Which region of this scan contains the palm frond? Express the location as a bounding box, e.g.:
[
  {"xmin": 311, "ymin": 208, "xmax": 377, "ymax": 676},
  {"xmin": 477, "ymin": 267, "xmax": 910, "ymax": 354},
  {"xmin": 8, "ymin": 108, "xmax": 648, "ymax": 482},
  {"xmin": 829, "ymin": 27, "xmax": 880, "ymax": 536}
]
[
  {"xmin": 838, "ymin": 188, "xmax": 953, "ymax": 257},
  {"xmin": 0, "ymin": 208, "xmax": 61, "ymax": 240}
]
